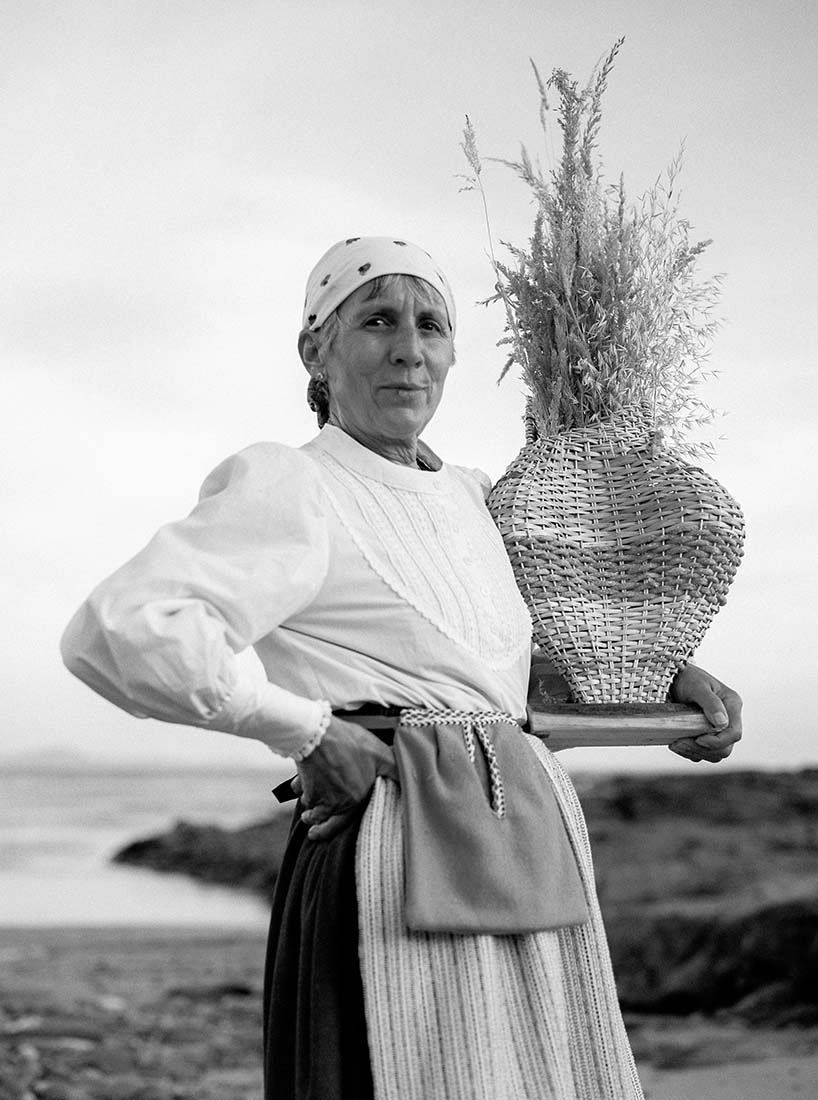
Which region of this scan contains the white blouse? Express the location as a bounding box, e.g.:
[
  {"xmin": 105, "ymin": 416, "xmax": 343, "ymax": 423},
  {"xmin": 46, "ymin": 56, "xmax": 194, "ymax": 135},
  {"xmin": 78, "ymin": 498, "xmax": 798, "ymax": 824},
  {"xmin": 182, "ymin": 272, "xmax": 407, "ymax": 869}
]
[{"xmin": 61, "ymin": 426, "xmax": 533, "ymax": 759}]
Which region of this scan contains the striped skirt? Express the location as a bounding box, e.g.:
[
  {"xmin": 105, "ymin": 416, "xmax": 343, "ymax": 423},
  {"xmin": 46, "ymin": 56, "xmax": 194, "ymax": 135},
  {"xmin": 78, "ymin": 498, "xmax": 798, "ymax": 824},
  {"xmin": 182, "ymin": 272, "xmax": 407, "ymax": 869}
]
[{"xmin": 263, "ymin": 734, "xmax": 643, "ymax": 1100}]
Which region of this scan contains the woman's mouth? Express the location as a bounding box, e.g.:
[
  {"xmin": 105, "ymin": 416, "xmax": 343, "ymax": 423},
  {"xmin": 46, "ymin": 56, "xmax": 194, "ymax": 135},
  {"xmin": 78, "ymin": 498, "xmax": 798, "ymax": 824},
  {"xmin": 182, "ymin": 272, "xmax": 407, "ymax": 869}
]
[{"xmin": 382, "ymin": 384, "xmax": 426, "ymax": 397}]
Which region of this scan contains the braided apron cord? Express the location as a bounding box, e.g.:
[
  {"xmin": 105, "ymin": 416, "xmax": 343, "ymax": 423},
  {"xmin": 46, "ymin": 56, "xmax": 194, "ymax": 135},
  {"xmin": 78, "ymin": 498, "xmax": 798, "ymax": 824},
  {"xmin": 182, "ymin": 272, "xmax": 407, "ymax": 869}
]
[{"xmin": 400, "ymin": 707, "xmax": 517, "ymax": 819}]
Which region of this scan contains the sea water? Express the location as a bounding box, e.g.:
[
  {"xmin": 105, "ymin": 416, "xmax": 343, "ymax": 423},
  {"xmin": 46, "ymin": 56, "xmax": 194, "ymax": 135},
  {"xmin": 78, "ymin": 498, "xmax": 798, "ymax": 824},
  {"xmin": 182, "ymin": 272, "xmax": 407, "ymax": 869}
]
[{"xmin": 0, "ymin": 767, "xmax": 291, "ymax": 927}]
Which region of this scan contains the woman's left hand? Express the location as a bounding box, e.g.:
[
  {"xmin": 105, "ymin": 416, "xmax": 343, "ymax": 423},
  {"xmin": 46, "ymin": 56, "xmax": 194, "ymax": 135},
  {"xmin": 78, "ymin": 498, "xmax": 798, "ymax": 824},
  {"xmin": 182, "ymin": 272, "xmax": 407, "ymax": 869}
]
[{"xmin": 668, "ymin": 663, "xmax": 743, "ymax": 763}]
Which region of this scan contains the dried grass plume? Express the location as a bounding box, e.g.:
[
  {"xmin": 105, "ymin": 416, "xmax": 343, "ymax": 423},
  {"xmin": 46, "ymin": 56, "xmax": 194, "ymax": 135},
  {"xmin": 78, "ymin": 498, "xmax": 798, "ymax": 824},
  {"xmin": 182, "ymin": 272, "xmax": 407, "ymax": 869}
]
[{"xmin": 461, "ymin": 39, "xmax": 723, "ymax": 459}]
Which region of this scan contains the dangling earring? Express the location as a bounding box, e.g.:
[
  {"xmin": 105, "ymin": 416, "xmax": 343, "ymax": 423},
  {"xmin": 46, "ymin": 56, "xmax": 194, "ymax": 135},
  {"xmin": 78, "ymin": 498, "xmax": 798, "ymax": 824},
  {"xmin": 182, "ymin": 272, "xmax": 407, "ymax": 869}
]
[{"xmin": 307, "ymin": 372, "xmax": 330, "ymax": 427}]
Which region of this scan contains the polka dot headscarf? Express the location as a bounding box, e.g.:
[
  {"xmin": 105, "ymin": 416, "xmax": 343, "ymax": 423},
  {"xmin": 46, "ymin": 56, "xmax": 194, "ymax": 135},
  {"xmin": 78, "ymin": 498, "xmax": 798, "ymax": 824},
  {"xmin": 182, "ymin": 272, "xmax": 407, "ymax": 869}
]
[{"xmin": 302, "ymin": 237, "xmax": 457, "ymax": 336}]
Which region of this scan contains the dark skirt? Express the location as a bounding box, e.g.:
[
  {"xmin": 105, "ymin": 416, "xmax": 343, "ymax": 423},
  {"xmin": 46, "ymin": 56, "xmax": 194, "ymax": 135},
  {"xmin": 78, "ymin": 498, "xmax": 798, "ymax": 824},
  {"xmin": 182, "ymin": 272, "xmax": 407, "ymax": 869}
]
[{"xmin": 262, "ymin": 800, "xmax": 374, "ymax": 1100}]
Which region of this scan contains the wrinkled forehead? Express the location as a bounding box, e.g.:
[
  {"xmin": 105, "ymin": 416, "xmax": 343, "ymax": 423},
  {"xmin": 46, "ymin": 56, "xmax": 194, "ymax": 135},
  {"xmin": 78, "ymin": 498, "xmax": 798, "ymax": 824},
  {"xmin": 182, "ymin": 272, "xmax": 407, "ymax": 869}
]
[
  {"xmin": 302, "ymin": 236, "xmax": 456, "ymax": 334},
  {"xmin": 340, "ymin": 273, "xmax": 450, "ymax": 317}
]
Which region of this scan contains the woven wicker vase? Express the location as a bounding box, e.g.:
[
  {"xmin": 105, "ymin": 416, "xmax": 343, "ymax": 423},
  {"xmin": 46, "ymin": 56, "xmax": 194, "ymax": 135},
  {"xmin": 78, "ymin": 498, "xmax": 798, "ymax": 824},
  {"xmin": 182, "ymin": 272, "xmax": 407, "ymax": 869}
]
[{"xmin": 488, "ymin": 410, "xmax": 745, "ymax": 704}]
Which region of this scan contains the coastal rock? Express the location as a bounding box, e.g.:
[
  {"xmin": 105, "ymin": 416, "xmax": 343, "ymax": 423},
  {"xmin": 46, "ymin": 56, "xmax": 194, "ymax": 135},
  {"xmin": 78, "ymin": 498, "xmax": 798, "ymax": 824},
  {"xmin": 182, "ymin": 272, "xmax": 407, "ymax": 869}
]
[
  {"xmin": 582, "ymin": 770, "xmax": 818, "ymax": 1020},
  {"xmin": 607, "ymin": 897, "xmax": 818, "ymax": 1017},
  {"xmin": 581, "ymin": 768, "xmax": 818, "ymax": 826},
  {"xmin": 113, "ymin": 812, "xmax": 293, "ymax": 899}
]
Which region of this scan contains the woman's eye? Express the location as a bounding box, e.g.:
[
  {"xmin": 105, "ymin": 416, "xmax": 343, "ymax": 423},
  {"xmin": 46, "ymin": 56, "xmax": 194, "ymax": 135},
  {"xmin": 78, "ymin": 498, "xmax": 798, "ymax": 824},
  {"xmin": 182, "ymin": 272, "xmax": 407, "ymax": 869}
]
[{"xmin": 360, "ymin": 312, "xmax": 445, "ymax": 333}]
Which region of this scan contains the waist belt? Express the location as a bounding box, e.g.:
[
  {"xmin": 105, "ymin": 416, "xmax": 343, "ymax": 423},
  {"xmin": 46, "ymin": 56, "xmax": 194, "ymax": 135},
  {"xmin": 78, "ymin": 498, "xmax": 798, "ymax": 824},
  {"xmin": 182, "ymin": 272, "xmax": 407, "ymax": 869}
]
[{"xmin": 272, "ymin": 705, "xmax": 523, "ymax": 798}]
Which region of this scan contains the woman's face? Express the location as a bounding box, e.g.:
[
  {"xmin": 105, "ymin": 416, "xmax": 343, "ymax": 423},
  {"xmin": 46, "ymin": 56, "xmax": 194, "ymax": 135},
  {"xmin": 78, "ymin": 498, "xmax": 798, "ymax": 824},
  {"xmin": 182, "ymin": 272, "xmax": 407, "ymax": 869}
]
[{"xmin": 310, "ymin": 277, "xmax": 454, "ymax": 449}]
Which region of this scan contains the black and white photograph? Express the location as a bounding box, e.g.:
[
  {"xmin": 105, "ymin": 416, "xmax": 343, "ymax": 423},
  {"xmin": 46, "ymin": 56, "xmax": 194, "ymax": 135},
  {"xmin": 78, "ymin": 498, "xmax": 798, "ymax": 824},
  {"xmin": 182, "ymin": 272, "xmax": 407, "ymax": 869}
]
[{"xmin": 2, "ymin": 2, "xmax": 817, "ymax": 1097}]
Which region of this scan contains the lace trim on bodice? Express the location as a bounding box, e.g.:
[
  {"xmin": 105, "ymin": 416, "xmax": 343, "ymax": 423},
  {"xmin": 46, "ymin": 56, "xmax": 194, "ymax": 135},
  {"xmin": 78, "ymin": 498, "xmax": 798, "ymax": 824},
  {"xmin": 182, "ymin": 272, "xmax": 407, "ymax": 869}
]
[{"xmin": 312, "ymin": 450, "xmax": 532, "ymax": 670}]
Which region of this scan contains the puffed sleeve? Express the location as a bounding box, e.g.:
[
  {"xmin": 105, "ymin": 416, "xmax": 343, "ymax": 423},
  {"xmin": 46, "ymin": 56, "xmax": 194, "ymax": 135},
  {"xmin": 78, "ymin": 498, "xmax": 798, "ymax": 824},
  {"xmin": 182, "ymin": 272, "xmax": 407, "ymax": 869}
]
[
  {"xmin": 60, "ymin": 443, "xmax": 331, "ymax": 759},
  {"xmin": 448, "ymin": 463, "xmax": 493, "ymax": 502}
]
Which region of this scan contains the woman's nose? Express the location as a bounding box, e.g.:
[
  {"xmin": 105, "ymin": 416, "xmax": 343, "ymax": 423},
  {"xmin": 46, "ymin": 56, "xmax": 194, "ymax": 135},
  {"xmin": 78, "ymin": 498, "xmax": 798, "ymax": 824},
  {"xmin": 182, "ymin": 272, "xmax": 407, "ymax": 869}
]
[{"xmin": 389, "ymin": 324, "xmax": 423, "ymax": 366}]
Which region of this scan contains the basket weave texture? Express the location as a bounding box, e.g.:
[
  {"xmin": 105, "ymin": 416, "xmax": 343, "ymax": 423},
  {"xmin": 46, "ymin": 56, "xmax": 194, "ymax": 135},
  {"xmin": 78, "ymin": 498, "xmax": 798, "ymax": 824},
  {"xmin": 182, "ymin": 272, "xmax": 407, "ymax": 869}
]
[{"xmin": 488, "ymin": 412, "xmax": 745, "ymax": 704}]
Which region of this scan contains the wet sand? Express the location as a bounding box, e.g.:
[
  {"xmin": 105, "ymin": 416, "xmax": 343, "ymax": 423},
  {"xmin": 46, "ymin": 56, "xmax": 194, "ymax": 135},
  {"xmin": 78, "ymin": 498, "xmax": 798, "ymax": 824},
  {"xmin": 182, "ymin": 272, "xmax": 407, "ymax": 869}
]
[{"xmin": 1, "ymin": 926, "xmax": 816, "ymax": 1099}]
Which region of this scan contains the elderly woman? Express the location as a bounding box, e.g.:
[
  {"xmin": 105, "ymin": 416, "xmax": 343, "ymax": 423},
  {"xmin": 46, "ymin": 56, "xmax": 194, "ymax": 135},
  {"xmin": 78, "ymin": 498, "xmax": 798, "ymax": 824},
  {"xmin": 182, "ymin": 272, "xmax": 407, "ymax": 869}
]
[{"xmin": 62, "ymin": 237, "xmax": 741, "ymax": 1100}]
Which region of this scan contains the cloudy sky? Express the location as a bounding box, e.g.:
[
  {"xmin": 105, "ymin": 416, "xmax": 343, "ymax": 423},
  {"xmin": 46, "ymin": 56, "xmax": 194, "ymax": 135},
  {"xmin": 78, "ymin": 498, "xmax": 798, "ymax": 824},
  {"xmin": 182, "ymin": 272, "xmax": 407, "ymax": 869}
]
[{"xmin": 3, "ymin": 0, "xmax": 816, "ymax": 773}]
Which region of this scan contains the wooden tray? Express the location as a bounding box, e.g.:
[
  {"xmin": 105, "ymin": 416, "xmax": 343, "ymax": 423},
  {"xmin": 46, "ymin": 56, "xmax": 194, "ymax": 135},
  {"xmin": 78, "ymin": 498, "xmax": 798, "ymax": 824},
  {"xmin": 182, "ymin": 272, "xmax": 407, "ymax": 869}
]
[{"xmin": 528, "ymin": 702, "xmax": 710, "ymax": 751}]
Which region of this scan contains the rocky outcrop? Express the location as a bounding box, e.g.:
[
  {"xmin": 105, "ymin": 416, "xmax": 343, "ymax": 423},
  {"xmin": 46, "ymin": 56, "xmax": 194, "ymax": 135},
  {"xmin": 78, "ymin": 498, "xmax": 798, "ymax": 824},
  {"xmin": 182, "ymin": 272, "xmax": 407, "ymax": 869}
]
[
  {"xmin": 607, "ymin": 897, "xmax": 818, "ymax": 1022},
  {"xmin": 581, "ymin": 769, "xmax": 818, "ymax": 1023},
  {"xmin": 113, "ymin": 813, "xmax": 293, "ymax": 900}
]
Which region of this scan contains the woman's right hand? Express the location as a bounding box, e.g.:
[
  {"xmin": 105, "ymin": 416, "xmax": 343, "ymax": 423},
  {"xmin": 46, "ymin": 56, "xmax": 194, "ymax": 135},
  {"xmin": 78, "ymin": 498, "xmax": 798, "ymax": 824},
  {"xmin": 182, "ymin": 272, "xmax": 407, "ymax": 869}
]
[{"xmin": 291, "ymin": 717, "xmax": 398, "ymax": 841}]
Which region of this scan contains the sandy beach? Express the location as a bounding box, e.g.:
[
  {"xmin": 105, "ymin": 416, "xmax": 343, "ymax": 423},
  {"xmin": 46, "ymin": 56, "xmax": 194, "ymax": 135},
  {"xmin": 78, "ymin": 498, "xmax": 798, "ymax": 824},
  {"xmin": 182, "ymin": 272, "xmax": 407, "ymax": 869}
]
[
  {"xmin": 0, "ymin": 926, "xmax": 265, "ymax": 1100},
  {"xmin": 2, "ymin": 925, "xmax": 817, "ymax": 1099}
]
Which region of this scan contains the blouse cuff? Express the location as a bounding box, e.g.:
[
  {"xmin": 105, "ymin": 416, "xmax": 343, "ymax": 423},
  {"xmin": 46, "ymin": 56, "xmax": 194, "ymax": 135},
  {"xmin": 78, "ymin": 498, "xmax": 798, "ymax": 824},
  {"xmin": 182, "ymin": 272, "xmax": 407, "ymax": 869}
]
[
  {"xmin": 289, "ymin": 700, "xmax": 332, "ymax": 762},
  {"xmin": 202, "ymin": 674, "xmax": 333, "ymax": 760}
]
